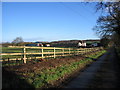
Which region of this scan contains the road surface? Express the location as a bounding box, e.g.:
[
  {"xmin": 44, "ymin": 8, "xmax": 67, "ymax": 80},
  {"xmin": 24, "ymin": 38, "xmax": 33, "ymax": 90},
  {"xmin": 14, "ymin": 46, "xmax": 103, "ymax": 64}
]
[{"xmin": 64, "ymin": 47, "xmax": 120, "ymax": 88}]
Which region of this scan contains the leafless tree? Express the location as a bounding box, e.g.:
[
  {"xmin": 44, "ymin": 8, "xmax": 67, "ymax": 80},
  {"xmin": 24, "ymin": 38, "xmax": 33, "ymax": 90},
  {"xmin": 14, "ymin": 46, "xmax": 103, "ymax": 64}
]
[{"xmin": 93, "ymin": 2, "xmax": 120, "ymax": 46}]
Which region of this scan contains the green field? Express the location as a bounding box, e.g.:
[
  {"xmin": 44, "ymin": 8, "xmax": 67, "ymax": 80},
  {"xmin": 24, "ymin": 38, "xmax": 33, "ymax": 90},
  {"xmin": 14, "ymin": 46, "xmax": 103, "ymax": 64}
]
[
  {"xmin": 1, "ymin": 46, "xmax": 99, "ymax": 66},
  {"xmin": 1, "ymin": 46, "xmax": 80, "ymax": 61},
  {"xmin": 2, "ymin": 47, "xmax": 77, "ymax": 53}
]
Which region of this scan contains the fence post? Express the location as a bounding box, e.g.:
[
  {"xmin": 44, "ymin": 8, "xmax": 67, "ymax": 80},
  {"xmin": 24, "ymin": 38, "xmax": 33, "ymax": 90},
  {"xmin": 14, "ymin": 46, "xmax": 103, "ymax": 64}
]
[
  {"xmin": 69, "ymin": 48, "xmax": 70, "ymax": 55},
  {"xmin": 63, "ymin": 48, "xmax": 64, "ymax": 56},
  {"xmin": 8, "ymin": 58, "xmax": 10, "ymax": 66},
  {"xmin": 85, "ymin": 48, "xmax": 86, "ymax": 54},
  {"xmin": 76, "ymin": 48, "xmax": 78, "ymax": 55},
  {"xmin": 77, "ymin": 49, "xmax": 79, "ymax": 55},
  {"xmin": 86, "ymin": 48, "xmax": 88, "ymax": 53},
  {"xmin": 23, "ymin": 46, "xmax": 26, "ymax": 64},
  {"xmin": 88, "ymin": 48, "xmax": 89, "ymax": 53},
  {"xmin": 42, "ymin": 47, "xmax": 44, "ymax": 58},
  {"xmin": 54, "ymin": 47, "xmax": 56, "ymax": 58},
  {"xmin": 73, "ymin": 49, "xmax": 75, "ymax": 55},
  {"xmin": 74, "ymin": 49, "xmax": 77, "ymax": 55}
]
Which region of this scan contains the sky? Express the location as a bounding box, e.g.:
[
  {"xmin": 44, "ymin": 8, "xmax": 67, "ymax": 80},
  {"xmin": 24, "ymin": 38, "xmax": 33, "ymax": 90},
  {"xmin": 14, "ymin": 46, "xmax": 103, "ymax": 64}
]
[{"xmin": 2, "ymin": 2, "xmax": 102, "ymax": 42}]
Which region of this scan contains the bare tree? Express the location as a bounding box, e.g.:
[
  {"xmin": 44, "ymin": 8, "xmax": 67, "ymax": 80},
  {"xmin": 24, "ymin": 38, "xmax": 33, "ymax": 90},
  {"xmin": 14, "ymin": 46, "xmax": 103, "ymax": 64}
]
[
  {"xmin": 93, "ymin": 2, "xmax": 120, "ymax": 46},
  {"xmin": 94, "ymin": 2, "xmax": 120, "ymax": 36}
]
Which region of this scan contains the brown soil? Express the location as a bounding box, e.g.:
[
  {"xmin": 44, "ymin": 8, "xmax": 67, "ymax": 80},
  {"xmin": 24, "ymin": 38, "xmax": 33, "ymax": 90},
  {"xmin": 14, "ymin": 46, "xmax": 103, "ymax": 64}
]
[
  {"xmin": 2, "ymin": 50, "xmax": 101, "ymax": 88},
  {"xmin": 3, "ymin": 55, "xmax": 84, "ymax": 73}
]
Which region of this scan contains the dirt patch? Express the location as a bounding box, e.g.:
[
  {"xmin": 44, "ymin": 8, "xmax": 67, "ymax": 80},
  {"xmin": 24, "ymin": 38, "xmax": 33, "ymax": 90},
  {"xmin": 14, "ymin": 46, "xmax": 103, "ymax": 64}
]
[
  {"xmin": 3, "ymin": 55, "xmax": 84, "ymax": 73},
  {"xmin": 2, "ymin": 50, "xmax": 103, "ymax": 88}
]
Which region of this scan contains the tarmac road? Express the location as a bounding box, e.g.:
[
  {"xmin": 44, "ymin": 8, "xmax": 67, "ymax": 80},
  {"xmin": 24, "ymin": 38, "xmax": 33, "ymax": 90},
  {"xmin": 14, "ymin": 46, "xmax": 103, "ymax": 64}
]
[{"xmin": 64, "ymin": 47, "xmax": 120, "ymax": 88}]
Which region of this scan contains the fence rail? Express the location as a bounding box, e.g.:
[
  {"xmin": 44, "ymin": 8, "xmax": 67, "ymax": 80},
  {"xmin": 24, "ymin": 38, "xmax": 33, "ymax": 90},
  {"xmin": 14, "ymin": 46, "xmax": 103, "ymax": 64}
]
[{"xmin": 1, "ymin": 46, "xmax": 103, "ymax": 63}]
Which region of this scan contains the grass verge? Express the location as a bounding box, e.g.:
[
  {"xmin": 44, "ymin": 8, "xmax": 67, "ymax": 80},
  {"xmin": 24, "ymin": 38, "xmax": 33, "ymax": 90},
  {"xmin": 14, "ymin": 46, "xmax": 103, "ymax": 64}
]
[
  {"xmin": 23, "ymin": 50, "xmax": 106, "ymax": 88},
  {"xmin": 2, "ymin": 50, "xmax": 106, "ymax": 88}
]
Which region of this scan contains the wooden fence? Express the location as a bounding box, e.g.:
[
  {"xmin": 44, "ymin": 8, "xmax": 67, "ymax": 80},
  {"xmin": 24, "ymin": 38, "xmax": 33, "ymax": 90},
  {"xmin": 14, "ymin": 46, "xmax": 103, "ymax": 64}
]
[{"xmin": 0, "ymin": 46, "xmax": 103, "ymax": 64}]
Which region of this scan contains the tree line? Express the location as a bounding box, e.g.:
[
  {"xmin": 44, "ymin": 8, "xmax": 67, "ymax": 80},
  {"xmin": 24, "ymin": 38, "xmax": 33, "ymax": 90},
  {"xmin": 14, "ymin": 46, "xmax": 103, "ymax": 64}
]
[{"xmin": 1, "ymin": 37, "xmax": 35, "ymax": 47}]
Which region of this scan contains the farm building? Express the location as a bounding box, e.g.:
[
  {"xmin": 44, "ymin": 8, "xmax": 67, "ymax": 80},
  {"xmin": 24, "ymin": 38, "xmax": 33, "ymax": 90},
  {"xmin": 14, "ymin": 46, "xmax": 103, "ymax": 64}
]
[
  {"xmin": 25, "ymin": 39, "xmax": 101, "ymax": 48},
  {"xmin": 85, "ymin": 39, "xmax": 101, "ymax": 47},
  {"xmin": 35, "ymin": 42, "xmax": 51, "ymax": 47},
  {"xmin": 78, "ymin": 40, "xmax": 86, "ymax": 48},
  {"xmin": 91, "ymin": 43, "xmax": 101, "ymax": 47},
  {"xmin": 25, "ymin": 42, "xmax": 51, "ymax": 47},
  {"xmin": 35, "ymin": 42, "xmax": 44, "ymax": 47},
  {"xmin": 50, "ymin": 39, "xmax": 101, "ymax": 48},
  {"xmin": 45, "ymin": 43, "xmax": 50, "ymax": 47}
]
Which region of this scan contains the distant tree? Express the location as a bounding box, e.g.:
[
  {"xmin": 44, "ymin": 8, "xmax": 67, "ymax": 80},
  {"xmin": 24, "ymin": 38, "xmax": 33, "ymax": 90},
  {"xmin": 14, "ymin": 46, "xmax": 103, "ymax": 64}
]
[
  {"xmin": 12, "ymin": 37, "xmax": 24, "ymax": 45},
  {"xmin": 2, "ymin": 42, "xmax": 12, "ymax": 47}
]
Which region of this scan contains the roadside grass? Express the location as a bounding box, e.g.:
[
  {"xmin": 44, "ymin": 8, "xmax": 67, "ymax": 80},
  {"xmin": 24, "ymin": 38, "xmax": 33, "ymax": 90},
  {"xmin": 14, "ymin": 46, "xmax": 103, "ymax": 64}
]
[
  {"xmin": 18, "ymin": 58, "xmax": 93, "ymax": 88},
  {"xmin": 13, "ymin": 50, "xmax": 106, "ymax": 88},
  {"xmin": 2, "ymin": 49, "xmax": 106, "ymax": 88},
  {"xmin": 86, "ymin": 50, "xmax": 106, "ymax": 59}
]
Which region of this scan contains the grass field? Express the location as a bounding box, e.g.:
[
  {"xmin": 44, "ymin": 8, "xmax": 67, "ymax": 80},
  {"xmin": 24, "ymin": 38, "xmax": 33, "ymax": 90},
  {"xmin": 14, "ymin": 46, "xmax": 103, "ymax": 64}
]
[
  {"xmin": 1, "ymin": 46, "xmax": 77, "ymax": 66},
  {"xmin": 2, "ymin": 47, "xmax": 78, "ymax": 53},
  {"xmin": 1, "ymin": 47, "xmax": 83, "ymax": 59},
  {"xmin": 1, "ymin": 46, "xmax": 102, "ymax": 67}
]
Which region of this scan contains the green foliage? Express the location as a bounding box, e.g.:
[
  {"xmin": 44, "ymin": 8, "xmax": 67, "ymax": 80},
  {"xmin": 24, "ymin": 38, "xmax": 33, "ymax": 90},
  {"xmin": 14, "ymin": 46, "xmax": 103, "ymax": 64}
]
[
  {"xmin": 88, "ymin": 50, "xmax": 106, "ymax": 59},
  {"xmin": 27, "ymin": 78, "xmax": 33, "ymax": 84},
  {"xmin": 32, "ymin": 79, "xmax": 44, "ymax": 88}
]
